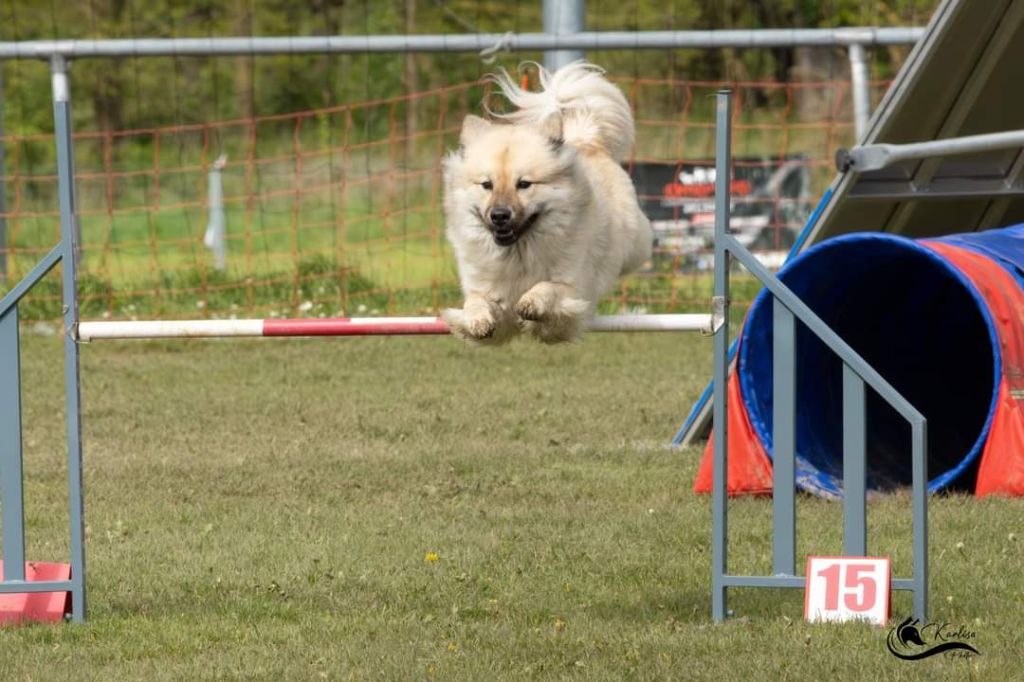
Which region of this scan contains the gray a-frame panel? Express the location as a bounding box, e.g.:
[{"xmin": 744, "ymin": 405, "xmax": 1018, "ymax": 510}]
[
  {"xmin": 809, "ymin": 0, "xmax": 1024, "ymax": 243},
  {"xmin": 681, "ymin": 0, "xmax": 1024, "ymax": 445}
]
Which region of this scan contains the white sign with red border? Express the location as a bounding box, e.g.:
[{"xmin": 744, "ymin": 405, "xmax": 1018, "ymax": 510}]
[{"xmin": 804, "ymin": 556, "xmax": 891, "ymax": 625}]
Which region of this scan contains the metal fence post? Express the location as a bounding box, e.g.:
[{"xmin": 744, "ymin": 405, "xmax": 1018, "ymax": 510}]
[
  {"xmin": 204, "ymin": 155, "xmax": 227, "ymax": 271},
  {"xmin": 848, "ymin": 43, "xmax": 870, "ymax": 141},
  {"xmin": 0, "ymin": 63, "xmax": 7, "ymax": 284},
  {"xmin": 543, "ymin": 0, "xmax": 586, "ymax": 70},
  {"xmin": 711, "ymin": 89, "xmax": 732, "ymax": 622},
  {"xmin": 50, "ymin": 55, "xmax": 87, "ymax": 623}
]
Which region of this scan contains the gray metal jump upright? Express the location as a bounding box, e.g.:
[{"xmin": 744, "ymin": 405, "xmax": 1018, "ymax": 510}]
[
  {"xmin": 710, "ymin": 90, "xmax": 929, "ymax": 622},
  {"xmin": 0, "ymin": 55, "xmax": 86, "ymax": 622},
  {"xmin": 709, "ymin": 91, "xmax": 732, "ymax": 623}
]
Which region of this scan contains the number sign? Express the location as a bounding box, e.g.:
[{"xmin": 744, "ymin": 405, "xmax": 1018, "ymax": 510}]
[{"xmin": 804, "ymin": 556, "xmax": 891, "ymax": 625}]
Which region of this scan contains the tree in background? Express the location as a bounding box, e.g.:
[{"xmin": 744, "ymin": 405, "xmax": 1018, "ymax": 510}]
[{"xmin": 0, "ymin": 0, "xmax": 938, "ymax": 137}]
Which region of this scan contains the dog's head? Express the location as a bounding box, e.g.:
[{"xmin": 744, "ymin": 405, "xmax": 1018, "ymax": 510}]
[{"xmin": 444, "ymin": 114, "xmax": 574, "ymax": 247}]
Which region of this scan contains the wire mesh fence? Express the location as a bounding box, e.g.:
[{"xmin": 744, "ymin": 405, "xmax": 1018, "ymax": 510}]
[{"xmin": 0, "ymin": 75, "xmax": 887, "ymax": 322}]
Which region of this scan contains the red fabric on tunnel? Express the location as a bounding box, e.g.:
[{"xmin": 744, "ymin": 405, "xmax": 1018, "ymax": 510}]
[
  {"xmin": 924, "ymin": 241, "xmax": 1024, "ymax": 497},
  {"xmin": 693, "ymin": 369, "xmax": 774, "ymax": 495}
]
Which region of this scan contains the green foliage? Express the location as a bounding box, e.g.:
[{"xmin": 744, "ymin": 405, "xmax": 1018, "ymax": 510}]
[
  {"xmin": 3, "ymin": 253, "xmax": 422, "ymax": 321},
  {"xmin": 15, "ymin": 271, "xmax": 113, "ymax": 321},
  {"xmin": 0, "ymin": 0, "xmax": 938, "ymax": 139}
]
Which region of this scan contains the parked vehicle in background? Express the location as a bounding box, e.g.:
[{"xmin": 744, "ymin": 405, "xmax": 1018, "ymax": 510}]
[{"xmin": 629, "ymin": 157, "xmax": 812, "ymax": 272}]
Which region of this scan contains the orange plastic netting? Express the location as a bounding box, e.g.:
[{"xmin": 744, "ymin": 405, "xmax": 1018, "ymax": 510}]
[{"xmin": 0, "ymin": 77, "xmax": 881, "ymax": 322}]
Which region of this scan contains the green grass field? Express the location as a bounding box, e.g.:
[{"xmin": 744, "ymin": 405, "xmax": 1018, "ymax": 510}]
[{"xmin": 1, "ymin": 331, "xmax": 1021, "ymax": 679}]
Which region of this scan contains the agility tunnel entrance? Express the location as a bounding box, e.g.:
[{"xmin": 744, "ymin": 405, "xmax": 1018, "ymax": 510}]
[
  {"xmin": 695, "ymin": 225, "xmax": 1024, "ymax": 498},
  {"xmin": 679, "ymin": 0, "xmax": 1024, "ymax": 469}
]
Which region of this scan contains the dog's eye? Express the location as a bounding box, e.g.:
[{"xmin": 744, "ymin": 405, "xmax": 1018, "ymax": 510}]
[
  {"xmin": 516, "ymin": 180, "xmax": 532, "ymax": 190},
  {"xmin": 481, "ymin": 180, "xmax": 493, "ymax": 191}
]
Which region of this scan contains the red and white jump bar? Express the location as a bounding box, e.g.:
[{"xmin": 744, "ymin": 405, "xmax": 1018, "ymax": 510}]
[{"xmin": 76, "ymin": 314, "xmax": 712, "ymax": 341}]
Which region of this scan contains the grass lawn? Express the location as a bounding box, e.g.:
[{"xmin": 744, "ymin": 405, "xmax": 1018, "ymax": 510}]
[{"xmin": 1, "ymin": 331, "xmax": 1020, "ymax": 680}]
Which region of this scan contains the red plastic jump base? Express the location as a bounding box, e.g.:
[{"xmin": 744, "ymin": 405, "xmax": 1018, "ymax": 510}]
[{"xmin": 0, "ymin": 561, "xmax": 72, "ymax": 624}]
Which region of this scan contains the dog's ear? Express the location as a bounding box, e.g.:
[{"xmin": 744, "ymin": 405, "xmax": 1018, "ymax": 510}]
[
  {"xmin": 460, "ymin": 115, "xmax": 490, "ymax": 147},
  {"xmin": 538, "ymin": 112, "xmax": 563, "ymax": 147}
]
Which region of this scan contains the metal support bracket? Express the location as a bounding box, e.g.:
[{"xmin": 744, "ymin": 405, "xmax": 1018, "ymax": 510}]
[
  {"xmin": 707, "ymin": 295, "xmax": 729, "ymax": 337},
  {"xmin": 837, "ymin": 128, "xmax": 1024, "ymax": 173}
]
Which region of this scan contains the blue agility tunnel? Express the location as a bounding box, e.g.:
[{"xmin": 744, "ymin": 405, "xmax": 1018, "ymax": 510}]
[{"xmin": 721, "ymin": 225, "xmax": 1024, "ymax": 498}]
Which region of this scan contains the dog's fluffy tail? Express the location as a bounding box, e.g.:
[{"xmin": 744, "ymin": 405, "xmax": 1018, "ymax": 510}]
[{"xmin": 488, "ymin": 61, "xmax": 634, "ymax": 162}]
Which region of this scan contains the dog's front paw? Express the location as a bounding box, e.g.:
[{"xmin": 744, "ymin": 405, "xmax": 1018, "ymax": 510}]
[
  {"xmin": 466, "ymin": 313, "xmax": 496, "ymax": 339},
  {"xmin": 442, "ymin": 307, "xmax": 496, "ymax": 343},
  {"xmin": 514, "ymin": 293, "xmax": 547, "ymax": 322},
  {"xmin": 519, "ymin": 295, "xmax": 591, "ymax": 344}
]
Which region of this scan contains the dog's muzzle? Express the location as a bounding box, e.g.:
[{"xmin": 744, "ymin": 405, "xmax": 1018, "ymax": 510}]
[{"xmin": 487, "ymin": 209, "xmax": 540, "ymax": 247}]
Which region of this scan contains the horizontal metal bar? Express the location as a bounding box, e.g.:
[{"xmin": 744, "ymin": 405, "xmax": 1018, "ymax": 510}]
[
  {"xmin": 840, "ymin": 129, "xmax": 1024, "ymax": 172},
  {"xmin": 77, "ymin": 313, "xmax": 713, "ymax": 340},
  {"xmin": 849, "ymin": 178, "xmax": 1024, "ymax": 201},
  {"xmin": 0, "ymin": 579, "xmax": 73, "ymax": 594},
  {"xmin": 721, "ymin": 575, "xmax": 805, "ymax": 588},
  {"xmin": 79, "ymin": 318, "xmax": 263, "ymax": 340},
  {"xmin": 722, "ymin": 575, "xmax": 918, "ymax": 591},
  {"xmin": 723, "ymin": 233, "xmax": 925, "ymax": 427},
  {"xmin": 0, "ymin": 28, "xmax": 924, "ymax": 60},
  {"xmin": 589, "ymin": 313, "xmax": 711, "ymax": 333}
]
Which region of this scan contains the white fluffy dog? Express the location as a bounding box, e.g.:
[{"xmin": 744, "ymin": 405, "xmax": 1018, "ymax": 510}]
[{"xmin": 441, "ymin": 61, "xmax": 652, "ymax": 344}]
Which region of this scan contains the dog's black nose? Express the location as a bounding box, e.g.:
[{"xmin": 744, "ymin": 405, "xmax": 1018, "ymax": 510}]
[{"xmin": 489, "ymin": 207, "xmax": 512, "ymax": 228}]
